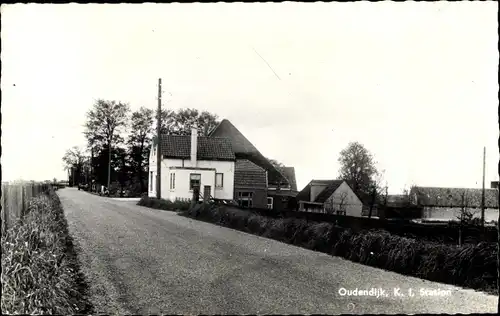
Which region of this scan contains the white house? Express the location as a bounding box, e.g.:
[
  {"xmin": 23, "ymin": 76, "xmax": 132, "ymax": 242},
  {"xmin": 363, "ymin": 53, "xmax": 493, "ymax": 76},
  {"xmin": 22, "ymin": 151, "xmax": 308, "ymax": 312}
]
[
  {"xmin": 148, "ymin": 125, "xmax": 236, "ymax": 201},
  {"xmin": 296, "ymin": 180, "xmax": 364, "ymax": 217}
]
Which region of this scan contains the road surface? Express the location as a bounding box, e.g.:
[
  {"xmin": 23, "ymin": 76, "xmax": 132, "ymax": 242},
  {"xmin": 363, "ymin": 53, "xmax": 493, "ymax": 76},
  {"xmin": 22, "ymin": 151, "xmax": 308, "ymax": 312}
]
[{"xmin": 58, "ymin": 188, "xmax": 498, "ymax": 315}]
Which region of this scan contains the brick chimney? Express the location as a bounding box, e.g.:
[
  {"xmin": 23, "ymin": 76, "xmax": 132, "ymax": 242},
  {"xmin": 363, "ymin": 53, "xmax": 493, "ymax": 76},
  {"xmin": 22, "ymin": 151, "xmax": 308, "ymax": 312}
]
[{"xmin": 191, "ymin": 123, "xmax": 198, "ymax": 166}]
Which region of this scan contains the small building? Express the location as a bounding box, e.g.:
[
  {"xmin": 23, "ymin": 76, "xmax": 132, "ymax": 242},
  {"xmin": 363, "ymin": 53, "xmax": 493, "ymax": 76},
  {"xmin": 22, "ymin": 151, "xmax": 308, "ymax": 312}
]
[
  {"xmin": 267, "ymin": 166, "xmax": 299, "ymax": 211},
  {"xmin": 409, "ymin": 186, "xmax": 499, "ymax": 223},
  {"xmin": 148, "ymin": 125, "xmax": 236, "ymax": 201},
  {"xmin": 234, "ymin": 159, "xmax": 268, "ymax": 208},
  {"xmin": 296, "ymin": 180, "xmax": 363, "ymax": 216}
]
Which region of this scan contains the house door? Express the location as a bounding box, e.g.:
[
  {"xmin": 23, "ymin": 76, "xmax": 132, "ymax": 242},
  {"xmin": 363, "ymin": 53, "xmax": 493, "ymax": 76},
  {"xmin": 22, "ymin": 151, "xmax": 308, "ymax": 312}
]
[{"xmin": 203, "ymin": 185, "xmax": 211, "ymax": 202}]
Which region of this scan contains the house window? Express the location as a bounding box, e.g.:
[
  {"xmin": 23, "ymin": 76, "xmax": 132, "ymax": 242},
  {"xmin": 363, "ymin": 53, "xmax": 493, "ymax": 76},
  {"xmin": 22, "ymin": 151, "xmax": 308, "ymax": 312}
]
[
  {"xmin": 237, "ymin": 191, "xmax": 253, "ymax": 208},
  {"xmin": 216, "ymin": 173, "xmax": 224, "ymax": 188},
  {"xmin": 267, "ymin": 197, "xmax": 273, "ymax": 209},
  {"xmin": 150, "ymin": 172, "xmax": 153, "ymax": 191},
  {"xmin": 336, "ymin": 210, "xmax": 346, "ymax": 216},
  {"xmin": 170, "ymin": 173, "xmax": 176, "ymax": 190},
  {"xmin": 190, "ymin": 173, "xmax": 201, "ymax": 190}
]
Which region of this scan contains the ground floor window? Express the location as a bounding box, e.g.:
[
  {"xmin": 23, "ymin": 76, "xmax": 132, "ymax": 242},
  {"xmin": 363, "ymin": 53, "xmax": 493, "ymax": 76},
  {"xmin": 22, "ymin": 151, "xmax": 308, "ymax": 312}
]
[
  {"xmin": 267, "ymin": 197, "xmax": 273, "ymax": 209},
  {"xmin": 190, "ymin": 173, "xmax": 201, "ymax": 190},
  {"xmin": 238, "ymin": 191, "xmax": 253, "ymax": 208},
  {"xmin": 150, "ymin": 172, "xmax": 154, "ymax": 191}
]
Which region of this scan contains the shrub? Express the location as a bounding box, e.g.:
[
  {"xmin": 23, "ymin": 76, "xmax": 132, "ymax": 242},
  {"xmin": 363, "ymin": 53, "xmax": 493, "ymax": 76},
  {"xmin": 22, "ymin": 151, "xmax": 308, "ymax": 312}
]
[
  {"xmin": 180, "ymin": 204, "xmax": 498, "ymax": 294},
  {"xmin": 1, "ymin": 189, "xmax": 93, "ymax": 314},
  {"xmin": 137, "ymin": 196, "xmax": 191, "ymax": 212}
]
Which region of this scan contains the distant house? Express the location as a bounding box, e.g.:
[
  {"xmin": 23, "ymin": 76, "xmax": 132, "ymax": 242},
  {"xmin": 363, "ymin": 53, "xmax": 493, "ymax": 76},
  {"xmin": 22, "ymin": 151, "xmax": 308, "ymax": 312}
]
[
  {"xmin": 209, "ymin": 119, "xmax": 297, "ymax": 210},
  {"xmin": 296, "ymin": 180, "xmax": 363, "ymax": 216},
  {"xmin": 148, "ymin": 125, "xmax": 236, "ymax": 201},
  {"xmin": 409, "ymin": 186, "xmax": 499, "ymax": 222}
]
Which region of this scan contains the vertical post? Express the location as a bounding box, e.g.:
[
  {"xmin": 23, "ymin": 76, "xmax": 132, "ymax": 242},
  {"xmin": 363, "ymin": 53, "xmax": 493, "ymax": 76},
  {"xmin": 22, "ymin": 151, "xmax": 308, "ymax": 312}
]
[
  {"xmin": 481, "ymin": 146, "xmax": 486, "ymax": 228},
  {"xmin": 107, "ymin": 140, "xmax": 112, "ymax": 193},
  {"xmin": 90, "ymin": 146, "xmax": 94, "ymax": 192},
  {"xmin": 156, "ymin": 78, "xmax": 162, "ymax": 199}
]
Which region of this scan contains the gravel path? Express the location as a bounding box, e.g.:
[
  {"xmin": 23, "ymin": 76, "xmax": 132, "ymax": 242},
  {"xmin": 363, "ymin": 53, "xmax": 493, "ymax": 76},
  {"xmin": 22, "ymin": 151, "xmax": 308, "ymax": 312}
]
[{"xmin": 58, "ymin": 188, "xmax": 498, "ymax": 315}]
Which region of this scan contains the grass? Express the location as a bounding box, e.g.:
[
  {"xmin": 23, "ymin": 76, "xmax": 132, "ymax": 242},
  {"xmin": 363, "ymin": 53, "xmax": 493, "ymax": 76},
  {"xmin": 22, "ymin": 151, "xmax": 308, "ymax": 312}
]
[
  {"xmin": 179, "ymin": 203, "xmax": 498, "ymax": 295},
  {"xmin": 1, "ymin": 188, "xmax": 94, "ymax": 315},
  {"xmin": 137, "ymin": 196, "xmax": 191, "ymax": 212}
]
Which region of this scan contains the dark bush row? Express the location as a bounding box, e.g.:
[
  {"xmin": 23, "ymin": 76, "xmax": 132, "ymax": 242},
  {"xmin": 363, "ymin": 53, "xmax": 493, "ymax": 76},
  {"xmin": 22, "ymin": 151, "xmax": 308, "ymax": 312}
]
[
  {"xmin": 180, "ymin": 204, "xmax": 498, "ymax": 295},
  {"xmin": 1, "ymin": 188, "xmax": 94, "ymax": 314},
  {"xmin": 137, "ymin": 196, "xmax": 191, "ymax": 212}
]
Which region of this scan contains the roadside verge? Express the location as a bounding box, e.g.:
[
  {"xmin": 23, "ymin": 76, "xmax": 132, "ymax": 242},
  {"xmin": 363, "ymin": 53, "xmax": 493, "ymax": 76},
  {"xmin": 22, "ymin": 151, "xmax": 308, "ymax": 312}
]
[{"xmin": 1, "ymin": 188, "xmax": 94, "ymax": 314}]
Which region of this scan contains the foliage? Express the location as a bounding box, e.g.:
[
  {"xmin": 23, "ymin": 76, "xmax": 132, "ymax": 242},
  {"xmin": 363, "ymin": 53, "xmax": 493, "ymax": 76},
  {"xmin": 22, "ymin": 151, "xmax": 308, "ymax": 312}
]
[
  {"xmin": 128, "ymin": 107, "xmax": 154, "ymax": 193},
  {"xmin": 159, "ymin": 108, "xmax": 220, "ymax": 136},
  {"xmin": 178, "ymin": 204, "xmax": 497, "ymax": 295},
  {"xmin": 337, "ymin": 141, "xmax": 385, "ymax": 205},
  {"xmin": 1, "ymin": 189, "xmax": 93, "ymax": 314},
  {"xmin": 84, "ymin": 99, "xmax": 130, "ymax": 187},
  {"xmin": 137, "ymin": 196, "xmax": 191, "ymax": 211},
  {"xmin": 62, "ymin": 146, "xmax": 88, "ymax": 186}
]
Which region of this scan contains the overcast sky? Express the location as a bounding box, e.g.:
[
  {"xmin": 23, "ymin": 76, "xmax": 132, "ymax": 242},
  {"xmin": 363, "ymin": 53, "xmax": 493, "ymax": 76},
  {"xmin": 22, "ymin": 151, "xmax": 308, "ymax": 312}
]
[{"xmin": 1, "ymin": 2, "xmax": 498, "ymax": 193}]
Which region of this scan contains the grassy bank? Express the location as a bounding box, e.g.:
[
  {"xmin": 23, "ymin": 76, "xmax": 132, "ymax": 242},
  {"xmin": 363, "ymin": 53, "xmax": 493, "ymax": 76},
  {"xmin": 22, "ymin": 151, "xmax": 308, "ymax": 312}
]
[
  {"xmin": 181, "ymin": 203, "xmax": 498, "ymax": 295},
  {"xmin": 1, "ymin": 188, "xmax": 94, "ymax": 314},
  {"xmin": 137, "ymin": 196, "xmax": 191, "ymax": 212}
]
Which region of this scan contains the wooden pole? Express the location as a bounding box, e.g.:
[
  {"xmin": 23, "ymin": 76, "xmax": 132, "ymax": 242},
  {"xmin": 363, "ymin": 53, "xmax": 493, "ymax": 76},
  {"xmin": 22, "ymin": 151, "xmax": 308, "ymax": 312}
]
[
  {"xmin": 156, "ymin": 78, "xmax": 162, "ymax": 199},
  {"xmin": 481, "ymin": 146, "xmax": 486, "ymax": 228}
]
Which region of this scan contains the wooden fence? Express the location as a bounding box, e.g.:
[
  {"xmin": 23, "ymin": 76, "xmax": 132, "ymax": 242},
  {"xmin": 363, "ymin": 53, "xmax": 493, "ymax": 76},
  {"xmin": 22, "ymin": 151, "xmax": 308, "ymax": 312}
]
[{"xmin": 1, "ymin": 181, "xmax": 52, "ymax": 234}]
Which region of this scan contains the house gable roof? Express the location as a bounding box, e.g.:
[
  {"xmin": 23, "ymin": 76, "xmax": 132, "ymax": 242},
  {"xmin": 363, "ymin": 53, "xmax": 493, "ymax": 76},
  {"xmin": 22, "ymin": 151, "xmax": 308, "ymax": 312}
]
[
  {"xmin": 209, "ymin": 119, "xmax": 289, "ymax": 186},
  {"xmin": 234, "ymin": 159, "xmax": 267, "ymax": 188},
  {"xmin": 154, "ymin": 134, "xmax": 235, "ymax": 161},
  {"xmin": 280, "ymin": 167, "xmax": 297, "ymax": 191},
  {"xmin": 313, "ymin": 180, "xmax": 344, "ymax": 203},
  {"xmin": 410, "ymin": 186, "xmax": 499, "ymax": 209},
  {"xmin": 296, "ymin": 179, "xmax": 345, "ymax": 203}
]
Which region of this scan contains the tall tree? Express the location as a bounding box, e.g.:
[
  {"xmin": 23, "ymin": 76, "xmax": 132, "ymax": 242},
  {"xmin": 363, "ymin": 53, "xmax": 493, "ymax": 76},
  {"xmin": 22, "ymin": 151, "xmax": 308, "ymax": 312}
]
[
  {"xmin": 159, "ymin": 108, "xmax": 220, "ymax": 136},
  {"xmin": 84, "ymin": 99, "xmax": 130, "ymax": 190},
  {"xmin": 62, "ymin": 146, "xmax": 87, "ymax": 186},
  {"xmin": 128, "ymin": 107, "xmax": 154, "ymax": 193},
  {"xmin": 337, "ymin": 141, "xmax": 382, "ymax": 205}
]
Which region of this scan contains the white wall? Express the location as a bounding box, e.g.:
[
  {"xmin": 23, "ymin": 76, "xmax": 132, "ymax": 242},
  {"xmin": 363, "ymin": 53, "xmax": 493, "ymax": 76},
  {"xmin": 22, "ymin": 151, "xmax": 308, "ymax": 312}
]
[
  {"xmin": 149, "ymin": 155, "xmax": 234, "ymax": 200},
  {"xmin": 148, "ymin": 144, "xmax": 157, "ymax": 198},
  {"xmin": 325, "ymin": 182, "xmax": 363, "ymax": 217},
  {"xmin": 423, "ymin": 206, "xmax": 499, "ymax": 223}
]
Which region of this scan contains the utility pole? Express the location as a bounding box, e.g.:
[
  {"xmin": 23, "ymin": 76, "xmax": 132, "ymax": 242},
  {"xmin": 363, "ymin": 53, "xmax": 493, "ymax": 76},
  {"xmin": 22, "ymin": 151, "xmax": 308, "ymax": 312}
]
[
  {"xmin": 156, "ymin": 78, "xmax": 162, "ymax": 199},
  {"xmin": 481, "ymin": 146, "xmax": 486, "ymax": 228},
  {"xmin": 90, "ymin": 146, "xmax": 94, "ymax": 192}
]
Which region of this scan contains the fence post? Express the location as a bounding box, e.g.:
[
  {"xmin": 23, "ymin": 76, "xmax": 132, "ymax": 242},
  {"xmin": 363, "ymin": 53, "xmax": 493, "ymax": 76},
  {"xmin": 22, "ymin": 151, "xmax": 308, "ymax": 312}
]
[{"xmin": 1, "ymin": 185, "xmax": 8, "ymax": 233}]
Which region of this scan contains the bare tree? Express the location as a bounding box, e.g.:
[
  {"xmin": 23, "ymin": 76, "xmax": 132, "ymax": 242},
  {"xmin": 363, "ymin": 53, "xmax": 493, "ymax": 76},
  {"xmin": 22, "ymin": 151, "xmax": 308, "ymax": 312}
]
[{"xmin": 326, "ymin": 192, "xmax": 349, "ymax": 215}]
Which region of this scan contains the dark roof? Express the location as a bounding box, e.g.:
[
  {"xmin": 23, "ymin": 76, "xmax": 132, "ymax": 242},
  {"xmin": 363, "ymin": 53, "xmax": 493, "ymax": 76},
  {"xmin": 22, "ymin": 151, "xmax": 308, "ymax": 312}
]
[
  {"xmin": 154, "ymin": 134, "xmax": 235, "ymax": 161},
  {"xmin": 410, "ymin": 186, "xmax": 499, "ymax": 209},
  {"xmin": 314, "ymin": 180, "xmax": 344, "ymax": 203},
  {"xmin": 234, "ymin": 159, "xmax": 267, "ymax": 188},
  {"xmin": 296, "ymin": 179, "xmax": 344, "ymax": 203},
  {"xmin": 295, "ymin": 181, "xmax": 312, "ymax": 202},
  {"xmin": 209, "ymin": 119, "xmax": 289, "ymax": 186}
]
